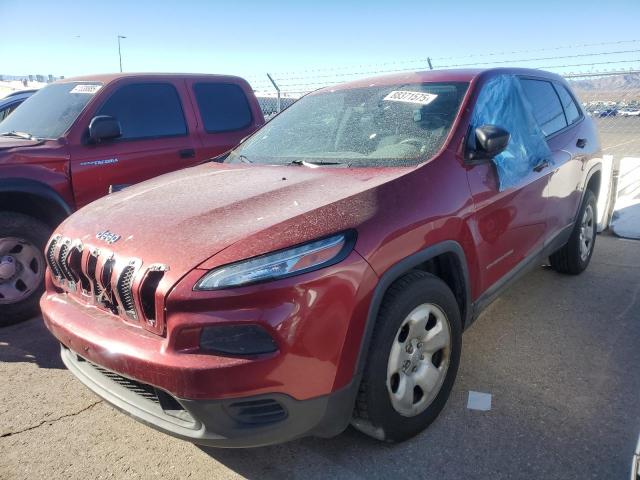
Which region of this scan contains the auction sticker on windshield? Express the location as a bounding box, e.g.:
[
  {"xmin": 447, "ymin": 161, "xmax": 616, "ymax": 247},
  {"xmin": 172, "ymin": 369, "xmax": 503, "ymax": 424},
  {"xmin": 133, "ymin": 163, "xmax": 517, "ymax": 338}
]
[
  {"xmin": 70, "ymin": 84, "xmax": 102, "ymax": 94},
  {"xmin": 384, "ymin": 91, "xmax": 438, "ymax": 105}
]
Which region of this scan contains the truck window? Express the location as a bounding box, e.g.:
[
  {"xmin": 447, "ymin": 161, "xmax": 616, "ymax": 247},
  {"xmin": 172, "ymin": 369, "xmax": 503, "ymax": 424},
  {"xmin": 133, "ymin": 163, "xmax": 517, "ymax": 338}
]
[
  {"xmin": 554, "ymin": 84, "xmax": 581, "ymax": 125},
  {"xmin": 193, "ymin": 83, "xmax": 252, "ymax": 133},
  {"xmin": 97, "ymin": 83, "xmax": 187, "ymax": 140},
  {"xmin": 0, "ymin": 82, "xmax": 100, "ymax": 139},
  {"xmin": 519, "ymin": 79, "xmax": 567, "ymax": 136}
]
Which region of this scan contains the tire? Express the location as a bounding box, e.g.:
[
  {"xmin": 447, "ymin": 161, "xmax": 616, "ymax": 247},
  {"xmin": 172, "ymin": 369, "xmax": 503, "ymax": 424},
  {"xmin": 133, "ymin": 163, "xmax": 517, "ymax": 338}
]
[
  {"xmin": 352, "ymin": 271, "xmax": 462, "ymax": 443},
  {"xmin": 549, "ymin": 190, "xmax": 597, "ymax": 275},
  {"xmin": 0, "ymin": 212, "xmax": 51, "ymax": 326}
]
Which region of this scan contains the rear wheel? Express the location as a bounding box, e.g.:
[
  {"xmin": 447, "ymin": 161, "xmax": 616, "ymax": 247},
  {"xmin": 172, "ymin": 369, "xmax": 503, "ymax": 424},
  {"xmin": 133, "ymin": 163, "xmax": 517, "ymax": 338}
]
[
  {"xmin": 352, "ymin": 271, "xmax": 462, "ymax": 443},
  {"xmin": 549, "ymin": 190, "xmax": 597, "ymax": 275},
  {"xmin": 0, "ymin": 212, "xmax": 50, "ymax": 326}
]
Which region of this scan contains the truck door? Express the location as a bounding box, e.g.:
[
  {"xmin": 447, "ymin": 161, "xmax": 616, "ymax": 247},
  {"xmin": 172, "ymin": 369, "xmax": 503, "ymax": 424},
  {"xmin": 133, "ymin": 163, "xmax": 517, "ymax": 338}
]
[
  {"xmin": 69, "ymin": 81, "xmax": 198, "ymax": 208},
  {"xmin": 184, "ymin": 79, "xmax": 263, "ymax": 160}
]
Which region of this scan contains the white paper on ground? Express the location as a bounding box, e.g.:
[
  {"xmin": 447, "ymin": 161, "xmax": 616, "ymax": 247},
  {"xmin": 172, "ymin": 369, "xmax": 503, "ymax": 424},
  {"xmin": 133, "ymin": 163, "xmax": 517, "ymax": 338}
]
[{"xmin": 467, "ymin": 391, "xmax": 492, "ymax": 411}]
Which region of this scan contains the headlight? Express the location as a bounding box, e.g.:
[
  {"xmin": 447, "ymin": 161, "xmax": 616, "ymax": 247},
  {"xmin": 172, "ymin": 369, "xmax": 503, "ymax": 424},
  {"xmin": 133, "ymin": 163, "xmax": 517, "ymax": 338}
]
[{"xmin": 194, "ymin": 231, "xmax": 356, "ymax": 290}]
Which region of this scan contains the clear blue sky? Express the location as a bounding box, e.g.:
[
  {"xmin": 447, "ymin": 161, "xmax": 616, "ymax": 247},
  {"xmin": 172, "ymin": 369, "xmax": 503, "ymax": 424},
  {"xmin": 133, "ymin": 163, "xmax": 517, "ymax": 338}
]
[{"xmin": 1, "ymin": 0, "xmax": 639, "ymax": 92}]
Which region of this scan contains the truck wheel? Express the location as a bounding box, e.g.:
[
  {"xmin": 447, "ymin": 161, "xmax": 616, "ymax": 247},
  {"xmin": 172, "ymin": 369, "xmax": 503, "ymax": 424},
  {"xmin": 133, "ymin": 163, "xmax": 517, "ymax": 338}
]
[
  {"xmin": 352, "ymin": 271, "xmax": 462, "ymax": 443},
  {"xmin": 0, "ymin": 212, "xmax": 50, "ymax": 326},
  {"xmin": 549, "ymin": 190, "xmax": 597, "ymax": 275}
]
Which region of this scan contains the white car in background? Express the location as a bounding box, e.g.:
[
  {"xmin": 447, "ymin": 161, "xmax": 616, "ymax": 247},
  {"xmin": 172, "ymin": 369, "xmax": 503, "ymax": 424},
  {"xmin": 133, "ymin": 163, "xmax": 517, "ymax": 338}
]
[{"xmin": 619, "ymin": 108, "xmax": 640, "ymax": 117}]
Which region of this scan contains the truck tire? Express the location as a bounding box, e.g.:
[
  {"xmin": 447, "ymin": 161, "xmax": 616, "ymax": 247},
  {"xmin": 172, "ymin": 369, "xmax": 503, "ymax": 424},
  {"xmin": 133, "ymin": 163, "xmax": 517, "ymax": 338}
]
[
  {"xmin": 352, "ymin": 271, "xmax": 462, "ymax": 443},
  {"xmin": 549, "ymin": 190, "xmax": 597, "ymax": 275},
  {"xmin": 0, "ymin": 212, "xmax": 50, "ymax": 326}
]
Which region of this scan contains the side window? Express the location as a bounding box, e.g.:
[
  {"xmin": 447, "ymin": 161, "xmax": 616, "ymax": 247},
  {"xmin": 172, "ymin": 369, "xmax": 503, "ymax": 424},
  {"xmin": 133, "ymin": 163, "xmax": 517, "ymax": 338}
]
[
  {"xmin": 193, "ymin": 83, "xmax": 252, "ymax": 133},
  {"xmin": 97, "ymin": 83, "xmax": 187, "ymax": 140},
  {"xmin": 519, "ymin": 79, "xmax": 567, "ymax": 136},
  {"xmin": 555, "ymin": 84, "xmax": 581, "ymax": 125}
]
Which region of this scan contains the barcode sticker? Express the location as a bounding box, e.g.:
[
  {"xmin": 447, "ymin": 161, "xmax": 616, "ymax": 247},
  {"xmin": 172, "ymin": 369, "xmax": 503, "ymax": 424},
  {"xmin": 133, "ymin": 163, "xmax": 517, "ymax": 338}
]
[
  {"xmin": 70, "ymin": 84, "xmax": 102, "ymax": 94},
  {"xmin": 384, "ymin": 90, "xmax": 438, "ymax": 105}
]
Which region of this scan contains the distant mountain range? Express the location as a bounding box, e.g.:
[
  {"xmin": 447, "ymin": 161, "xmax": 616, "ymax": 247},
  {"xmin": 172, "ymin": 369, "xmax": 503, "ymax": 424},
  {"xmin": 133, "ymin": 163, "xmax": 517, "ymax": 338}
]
[{"xmin": 568, "ymin": 72, "xmax": 640, "ymax": 102}]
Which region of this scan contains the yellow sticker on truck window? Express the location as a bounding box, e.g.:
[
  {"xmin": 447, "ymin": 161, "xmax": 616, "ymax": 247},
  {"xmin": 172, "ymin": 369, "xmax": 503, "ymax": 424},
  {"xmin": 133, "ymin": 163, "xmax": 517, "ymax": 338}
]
[
  {"xmin": 70, "ymin": 84, "xmax": 102, "ymax": 94},
  {"xmin": 384, "ymin": 91, "xmax": 438, "ymax": 105}
]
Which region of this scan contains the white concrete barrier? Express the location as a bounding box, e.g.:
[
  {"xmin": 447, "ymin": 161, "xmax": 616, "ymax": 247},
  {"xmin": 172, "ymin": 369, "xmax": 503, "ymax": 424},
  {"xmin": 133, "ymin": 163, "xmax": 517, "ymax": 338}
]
[
  {"xmin": 610, "ymin": 157, "xmax": 640, "ymax": 239},
  {"xmin": 597, "ymin": 154, "xmax": 614, "ymax": 232}
]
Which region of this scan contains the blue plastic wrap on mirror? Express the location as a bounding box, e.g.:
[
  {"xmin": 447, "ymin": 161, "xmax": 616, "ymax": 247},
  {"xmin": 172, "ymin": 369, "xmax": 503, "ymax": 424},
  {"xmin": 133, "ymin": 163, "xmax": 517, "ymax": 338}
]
[{"xmin": 471, "ymin": 74, "xmax": 552, "ymax": 191}]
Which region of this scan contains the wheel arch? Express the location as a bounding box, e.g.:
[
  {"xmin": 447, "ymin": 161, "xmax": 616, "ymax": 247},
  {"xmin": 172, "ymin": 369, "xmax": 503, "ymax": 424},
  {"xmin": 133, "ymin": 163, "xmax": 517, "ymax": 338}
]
[
  {"xmin": 0, "ymin": 178, "xmax": 72, "ymax": 229},
  {"xmin": 354, "ymin": 240, "xmax": 471, "ymax": 377}
]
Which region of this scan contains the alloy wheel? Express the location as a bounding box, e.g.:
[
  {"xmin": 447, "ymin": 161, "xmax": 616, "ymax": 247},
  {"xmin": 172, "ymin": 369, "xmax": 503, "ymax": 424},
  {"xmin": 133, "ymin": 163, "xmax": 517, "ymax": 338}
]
[{"xmin": 579, "ymin": 204, "xmax": 595, "ymax": 262}]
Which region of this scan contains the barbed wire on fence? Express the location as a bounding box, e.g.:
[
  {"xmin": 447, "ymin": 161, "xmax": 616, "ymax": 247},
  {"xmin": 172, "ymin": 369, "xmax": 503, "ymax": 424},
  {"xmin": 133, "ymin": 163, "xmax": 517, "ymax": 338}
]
[{"xmin": 250, "ymin": 45, "xmax": 640, "ymax": 159}]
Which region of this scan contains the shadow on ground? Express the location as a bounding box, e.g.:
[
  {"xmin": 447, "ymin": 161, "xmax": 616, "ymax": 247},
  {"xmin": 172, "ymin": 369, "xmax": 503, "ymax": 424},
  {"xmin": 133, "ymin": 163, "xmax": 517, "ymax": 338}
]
[{"xmin": 0, "ymin": 315, "xmax": 64, "ymax": 369}]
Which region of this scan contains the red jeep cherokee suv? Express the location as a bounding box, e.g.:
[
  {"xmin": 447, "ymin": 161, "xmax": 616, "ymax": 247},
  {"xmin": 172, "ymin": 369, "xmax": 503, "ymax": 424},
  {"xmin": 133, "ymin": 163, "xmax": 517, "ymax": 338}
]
[{"xmin": 41, "ymin": 68, "xmax": 601, "ymax": 447}]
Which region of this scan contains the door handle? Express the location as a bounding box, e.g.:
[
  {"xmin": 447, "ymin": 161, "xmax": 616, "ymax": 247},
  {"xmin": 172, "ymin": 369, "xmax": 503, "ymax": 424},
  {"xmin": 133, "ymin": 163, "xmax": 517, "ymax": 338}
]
[
  {"xmin": 179, "ymin": 148, "xmax": 195, "ymax": 159},
  {"xmin": 533, "ymin": 160, "xmax": 550, "ymax": 172},
  {"xmin": 576, "ymin": 138, "xmax": 587, "ymax": 148}
]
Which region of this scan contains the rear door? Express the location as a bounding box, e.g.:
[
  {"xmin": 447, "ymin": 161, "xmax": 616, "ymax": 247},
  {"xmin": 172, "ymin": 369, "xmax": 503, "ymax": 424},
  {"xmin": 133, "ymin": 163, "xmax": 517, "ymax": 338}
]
[
  {"xmin": 519, "ymin": 78, "xmax": 584, "ymax": 239},
  {"xmin": 185, "ymin": 80, "xmax": 262, "ymax": 160},
  {"xmin": 547, "ymin": 82, "xmax": 595, "ymax": 235},
  {"xmin": 69, "ymin": 80, "xmax": 197, "ymax": 208}
]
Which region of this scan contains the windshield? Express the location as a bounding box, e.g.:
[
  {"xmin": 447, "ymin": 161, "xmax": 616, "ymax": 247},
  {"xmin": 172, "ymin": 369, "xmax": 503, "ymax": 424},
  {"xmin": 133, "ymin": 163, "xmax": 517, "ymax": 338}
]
[
  {"xmin": 0, "ymin": 82, "xmax": 102, "ymax": 139},
  {"xmin": 227, "ymin": 82, "xmax": 468, "ymax": 167}
]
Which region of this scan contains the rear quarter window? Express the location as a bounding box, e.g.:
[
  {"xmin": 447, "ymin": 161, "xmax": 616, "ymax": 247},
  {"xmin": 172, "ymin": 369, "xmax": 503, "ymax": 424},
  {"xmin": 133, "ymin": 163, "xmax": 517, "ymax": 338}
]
[
  {"xmin": 193, "ymin": 83, "xmax": 253, "ymax": 133},
  {"xmin": 519, "ymin": 78, "xmax": 567, "ymax": 136},
  {"xmin": 555, "ymin": 84, "xmax": 581, "ymax": 125}
]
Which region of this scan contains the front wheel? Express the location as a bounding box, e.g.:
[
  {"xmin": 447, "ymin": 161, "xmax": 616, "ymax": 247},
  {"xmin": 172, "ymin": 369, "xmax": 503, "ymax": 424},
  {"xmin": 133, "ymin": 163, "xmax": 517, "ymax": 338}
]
[
  {"xmin": 549, "ymin": 190, "xmax": 597, "ymax": 275},
  {"xmin": 0, "ymin": 212, "xmax": 50, "ymax": 326},
  {"xmin": 352, "ymin": 271, "xmax": 462, "ymax": 443}
]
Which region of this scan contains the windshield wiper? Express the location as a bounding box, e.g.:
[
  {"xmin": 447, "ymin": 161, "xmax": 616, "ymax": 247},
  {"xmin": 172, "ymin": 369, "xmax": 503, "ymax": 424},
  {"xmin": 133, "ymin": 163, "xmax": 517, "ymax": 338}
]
[
  {"xmin": 0, "ymin": 131, "xmax": 36, "ymax": 140},
  {"xmin": 288, "ymin": 159, "xmax": 344, "ymax": 167}
]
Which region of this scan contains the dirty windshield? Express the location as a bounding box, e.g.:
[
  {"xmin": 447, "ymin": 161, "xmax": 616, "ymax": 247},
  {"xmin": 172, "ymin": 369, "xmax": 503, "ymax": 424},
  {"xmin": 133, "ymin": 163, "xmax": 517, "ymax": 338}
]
[
  {"xmin": 0, "ymin": 82, "xmax": 101, "ymax": 139},
  {"xmin": 226, "ymin": 82, "xmax": 468, "ymax": 167}
]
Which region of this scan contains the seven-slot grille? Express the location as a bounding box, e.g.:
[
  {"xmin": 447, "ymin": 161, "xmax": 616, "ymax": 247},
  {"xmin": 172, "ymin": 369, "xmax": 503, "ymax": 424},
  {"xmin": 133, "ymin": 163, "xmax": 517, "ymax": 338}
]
[{"xmin": 45, "ymin": 235, "xmax": 167, "ymax": 330}]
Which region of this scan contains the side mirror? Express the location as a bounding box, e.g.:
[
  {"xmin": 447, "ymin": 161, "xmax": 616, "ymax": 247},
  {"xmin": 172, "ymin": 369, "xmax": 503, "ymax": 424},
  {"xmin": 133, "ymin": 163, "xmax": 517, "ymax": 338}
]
[
  {"xmin": 88, "ymin": 115, "xmax": 121, "ymax": 143},
  {"xmin": 467, "ymin": 125, "xmax": 510, "ymax": 162}
]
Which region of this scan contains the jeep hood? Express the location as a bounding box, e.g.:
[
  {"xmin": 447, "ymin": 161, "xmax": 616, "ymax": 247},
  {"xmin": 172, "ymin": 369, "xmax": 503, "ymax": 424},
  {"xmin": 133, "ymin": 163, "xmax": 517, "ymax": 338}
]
[{"xmin": 56, "ymin": 163, "xmax": 408, "ymax": 285}]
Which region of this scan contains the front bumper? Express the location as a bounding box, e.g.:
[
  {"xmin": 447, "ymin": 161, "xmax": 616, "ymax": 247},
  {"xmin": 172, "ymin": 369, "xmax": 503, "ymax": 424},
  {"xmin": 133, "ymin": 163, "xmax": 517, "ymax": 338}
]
[
  {"xmin": 41, "ymin": 251, "xmax": 378, "ymax": 446},
  {"xmin": 60, "ymin": 345, "xmax": 356, "ymax": 448}
]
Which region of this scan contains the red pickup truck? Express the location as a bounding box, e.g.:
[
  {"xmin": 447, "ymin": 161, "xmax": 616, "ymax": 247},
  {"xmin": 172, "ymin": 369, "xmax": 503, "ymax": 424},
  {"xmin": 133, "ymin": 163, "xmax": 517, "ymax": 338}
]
[
  {"xmin": 0, "ymin": 74, "xmax": 264, "ymax": 323},
  {"xmin": 41, "ymin": 68, "xmax": 601, "ymax": 447}
]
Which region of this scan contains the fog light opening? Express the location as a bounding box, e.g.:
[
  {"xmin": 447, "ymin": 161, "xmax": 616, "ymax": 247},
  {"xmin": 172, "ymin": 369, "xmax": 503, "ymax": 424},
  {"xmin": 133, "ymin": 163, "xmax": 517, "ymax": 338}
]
[{"xmin": 199, "ymin": 324, "xmax": 278, "ymax": 356}]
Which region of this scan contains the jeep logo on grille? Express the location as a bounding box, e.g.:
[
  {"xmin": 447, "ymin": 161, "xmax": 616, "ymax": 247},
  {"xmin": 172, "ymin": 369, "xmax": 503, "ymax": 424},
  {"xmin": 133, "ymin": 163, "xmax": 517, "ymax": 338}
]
[{"xmin": 96, "ymin": 230, "xmax": 121, "ymax": 244}]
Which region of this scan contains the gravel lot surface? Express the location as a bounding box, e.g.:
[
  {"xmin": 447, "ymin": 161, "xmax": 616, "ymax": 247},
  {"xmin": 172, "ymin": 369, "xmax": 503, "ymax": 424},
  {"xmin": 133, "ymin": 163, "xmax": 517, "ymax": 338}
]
[{"xmin": 1, "ymin": 234, "xmax": 639, "ymax": 480}]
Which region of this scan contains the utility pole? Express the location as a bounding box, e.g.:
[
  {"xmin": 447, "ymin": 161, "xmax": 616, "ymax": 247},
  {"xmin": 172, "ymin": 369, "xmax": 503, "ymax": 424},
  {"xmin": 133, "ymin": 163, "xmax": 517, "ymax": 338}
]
[{"xmin": 117, "ymin": 35, "xmax": 127, "ymax": 72}]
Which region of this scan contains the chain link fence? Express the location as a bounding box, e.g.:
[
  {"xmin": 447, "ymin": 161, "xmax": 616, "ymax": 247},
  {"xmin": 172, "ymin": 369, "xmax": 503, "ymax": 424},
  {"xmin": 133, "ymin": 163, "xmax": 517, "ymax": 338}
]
[
  {"xmin": 248, "ymin": 40, "xmax": 640, "ymax": 159},
  {"xmin": 566, "ymin": 71, "xmax": 640, "ymax": 159}
]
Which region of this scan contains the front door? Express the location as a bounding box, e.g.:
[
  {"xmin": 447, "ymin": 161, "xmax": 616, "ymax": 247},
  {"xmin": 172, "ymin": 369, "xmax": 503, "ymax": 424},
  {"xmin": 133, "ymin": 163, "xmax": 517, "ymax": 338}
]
[
  {"xmin": 69, "ymin": 81, "xmax": 197, "ymax": 208},
  {"xmin": 466, "ymin": 74, "xmax": 551, "ymax": 293}
]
